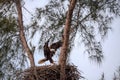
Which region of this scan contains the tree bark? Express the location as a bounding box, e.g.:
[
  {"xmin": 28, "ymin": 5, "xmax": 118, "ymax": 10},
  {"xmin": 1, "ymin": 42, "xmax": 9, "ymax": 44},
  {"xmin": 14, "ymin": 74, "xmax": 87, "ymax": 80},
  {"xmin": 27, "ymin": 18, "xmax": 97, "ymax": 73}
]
[
  {"xmin": 59, "ymin": 0, "xmax": 77, "ymax": 80},
  {"xmin": 15, "ymin": 0, "xmax": 35, "ymax": 67}
]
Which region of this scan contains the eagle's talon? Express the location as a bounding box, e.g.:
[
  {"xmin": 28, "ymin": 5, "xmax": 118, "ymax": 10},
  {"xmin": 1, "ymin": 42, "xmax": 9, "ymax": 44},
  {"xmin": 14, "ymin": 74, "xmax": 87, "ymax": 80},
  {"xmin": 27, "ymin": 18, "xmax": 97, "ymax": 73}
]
[{"xmin": 50, "ymin": 62, "xmax": 56, "ymax": 65}]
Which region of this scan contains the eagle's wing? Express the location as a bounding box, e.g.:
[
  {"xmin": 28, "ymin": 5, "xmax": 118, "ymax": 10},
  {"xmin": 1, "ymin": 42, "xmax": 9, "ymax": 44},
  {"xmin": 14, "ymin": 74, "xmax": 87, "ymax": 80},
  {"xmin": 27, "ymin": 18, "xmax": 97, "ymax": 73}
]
[{"xmin": 49, "ymin": 40, "xmax": 62, "ymax": 51}]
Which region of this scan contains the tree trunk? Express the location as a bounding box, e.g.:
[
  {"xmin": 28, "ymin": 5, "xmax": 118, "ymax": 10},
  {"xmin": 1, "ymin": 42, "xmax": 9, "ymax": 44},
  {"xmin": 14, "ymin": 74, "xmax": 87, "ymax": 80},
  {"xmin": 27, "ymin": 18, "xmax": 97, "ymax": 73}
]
[
  {"xmin": 59, "ymin": 0, "xmax": 77, "ymax": 80},
  {"xmin": 15, "ymin": 0, "xmax": 35, "ymax": 67}
]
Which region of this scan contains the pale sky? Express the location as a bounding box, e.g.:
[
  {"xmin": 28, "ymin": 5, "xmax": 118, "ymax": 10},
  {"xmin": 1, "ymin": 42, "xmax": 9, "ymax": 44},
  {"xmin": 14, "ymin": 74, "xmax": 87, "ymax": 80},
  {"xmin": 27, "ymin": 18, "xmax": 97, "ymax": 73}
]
[
  {"xmin": 23, "ymin": 0, "xmax": 120, "ymax": 80},
  {"xmin": 70, "ymin": 17, "xmax": 120, "ymax": 80}
]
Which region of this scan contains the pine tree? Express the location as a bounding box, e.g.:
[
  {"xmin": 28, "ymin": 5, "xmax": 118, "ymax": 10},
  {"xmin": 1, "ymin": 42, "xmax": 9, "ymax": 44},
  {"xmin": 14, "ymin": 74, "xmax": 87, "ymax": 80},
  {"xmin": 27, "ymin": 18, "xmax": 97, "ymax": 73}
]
[{"xmin": 1, "ymin": 0, "xmax": 120, "ymax": 80}]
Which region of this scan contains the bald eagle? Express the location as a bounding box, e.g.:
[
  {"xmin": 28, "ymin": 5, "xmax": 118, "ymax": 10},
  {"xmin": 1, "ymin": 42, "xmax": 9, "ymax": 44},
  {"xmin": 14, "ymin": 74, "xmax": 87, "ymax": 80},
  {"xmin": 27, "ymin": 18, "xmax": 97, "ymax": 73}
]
[{"xmin": 38, "ymin": 40, "xmax": 63, "ymax": 64}]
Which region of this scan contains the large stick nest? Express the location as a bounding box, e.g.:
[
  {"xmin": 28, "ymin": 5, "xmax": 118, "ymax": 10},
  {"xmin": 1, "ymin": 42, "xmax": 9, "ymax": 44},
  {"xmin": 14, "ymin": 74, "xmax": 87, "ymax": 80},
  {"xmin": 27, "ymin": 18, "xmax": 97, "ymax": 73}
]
[{"xmin": 20, "ymin": 64, "xmax": 83, "ymax": 80}]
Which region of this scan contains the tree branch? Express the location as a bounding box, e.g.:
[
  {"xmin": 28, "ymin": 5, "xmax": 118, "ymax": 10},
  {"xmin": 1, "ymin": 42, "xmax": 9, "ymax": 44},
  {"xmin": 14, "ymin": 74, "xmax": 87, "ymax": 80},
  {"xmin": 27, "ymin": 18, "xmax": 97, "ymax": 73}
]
[
  {"xmin": 59, "ymin": 0, "xmax": 77, "ymax": 80},
  {"xmin": 15, "ymin": 0, "xmax": 35, "ymax": 67}
]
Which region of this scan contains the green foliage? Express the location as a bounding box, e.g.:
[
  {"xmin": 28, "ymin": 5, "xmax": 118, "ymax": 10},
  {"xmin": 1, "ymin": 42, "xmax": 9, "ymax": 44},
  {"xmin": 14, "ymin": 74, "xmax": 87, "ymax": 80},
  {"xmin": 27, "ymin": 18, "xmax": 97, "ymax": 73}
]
[
  {"xmin": 0, "ymin": 15, "xmax": 17, "ymax": 33},
  {"xmin": 0, "ymin": 13, "xmax": 26, "ymax": 80},
  {"xmin": 28, "ymin": 0, "xmax": 120, "ymax": 63},
  {"xmin": 28, "ymin": 0, "xmax": 67, "ymax": 51}
]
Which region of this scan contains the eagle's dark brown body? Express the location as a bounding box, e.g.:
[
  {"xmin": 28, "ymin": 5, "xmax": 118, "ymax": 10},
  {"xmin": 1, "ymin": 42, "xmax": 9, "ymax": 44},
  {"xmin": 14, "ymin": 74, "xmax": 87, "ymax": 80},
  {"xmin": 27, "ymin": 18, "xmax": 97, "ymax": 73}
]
[{"xmin": 43, "ymin": 40, "xmax": 54, "ymax": 63}]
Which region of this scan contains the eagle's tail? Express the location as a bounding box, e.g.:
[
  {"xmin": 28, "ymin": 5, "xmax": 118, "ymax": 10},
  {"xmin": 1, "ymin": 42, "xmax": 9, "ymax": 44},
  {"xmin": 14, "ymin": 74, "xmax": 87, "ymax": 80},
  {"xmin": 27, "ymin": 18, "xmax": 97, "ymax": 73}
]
[{"xmin": 38, "ymin": 58, "xmax": 48, "ymax": 64}]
